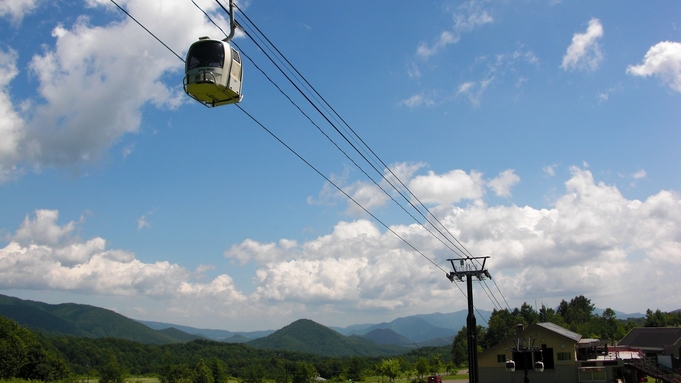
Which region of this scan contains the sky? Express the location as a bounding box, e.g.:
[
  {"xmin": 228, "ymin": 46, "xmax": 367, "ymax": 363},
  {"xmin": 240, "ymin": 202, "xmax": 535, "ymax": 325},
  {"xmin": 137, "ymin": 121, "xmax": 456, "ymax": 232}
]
[{"xmin": 0, "ymin": 0, "xmax": 680, "ymax": 332}]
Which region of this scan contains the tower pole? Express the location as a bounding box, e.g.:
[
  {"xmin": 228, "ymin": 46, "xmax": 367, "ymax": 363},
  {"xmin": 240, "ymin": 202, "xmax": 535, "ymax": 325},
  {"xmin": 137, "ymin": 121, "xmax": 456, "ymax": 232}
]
[{"xmin": 447, "ymin": 257, "xmax": 491, "ymax": 383}]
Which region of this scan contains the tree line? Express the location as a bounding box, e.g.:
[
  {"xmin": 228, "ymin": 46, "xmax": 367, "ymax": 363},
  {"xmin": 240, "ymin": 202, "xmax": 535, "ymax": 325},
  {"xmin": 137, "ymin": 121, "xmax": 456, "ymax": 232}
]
[
  {"xmin": 0, "ymin": 314, "xmax": 450, "ymax": 383},
  {"xmin": 450, "ymin": 295, "xmax": 679, "ymax": 366},
  {"xmin": 2, "ymin": 295, "xmax": 679, "ymax": 382}
]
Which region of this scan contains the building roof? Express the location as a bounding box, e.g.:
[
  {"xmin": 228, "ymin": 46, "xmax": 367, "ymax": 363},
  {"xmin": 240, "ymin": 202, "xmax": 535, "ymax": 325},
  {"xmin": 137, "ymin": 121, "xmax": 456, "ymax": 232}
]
[
  {"xmin": 618, "ymin": 327, "xmax": 681, "ymax": 349},
  {"xmin": 536, "ymin": 322, "xmax": 582, "ymax": 342}
]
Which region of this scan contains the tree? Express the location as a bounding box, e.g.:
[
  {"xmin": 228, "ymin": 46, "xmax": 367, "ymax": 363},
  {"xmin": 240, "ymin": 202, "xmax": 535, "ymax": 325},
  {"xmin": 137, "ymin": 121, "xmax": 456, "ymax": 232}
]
[
  {"xmin": 241, "ymin": 364, "xmax": 264, "ymax": 383},
  {"xmin": 160, "ymin": 358, "xmax": 192, "ymax": 383},
  {"xmin": 414, "ymin": 357, "xmax": 429, "ymax": 380},
  {"xmin": 19, "ymin": 345, "xmax": 70, "ymax": 381},
  {"xmin": 194, "ymin": 360, "xmax": 215, "ymax": 383},
  {"xmin": 208, "ymin": 358, "xmax": 226, "ymax": 383},
  {"xmin": 557, "ymin": 295, "xmax": 595, "ymax": 330},
  {"xmin": 291, "ymin": 361, "xmax": 316, "ymax": 383},
  {"xmin": 519, "ymin": 303, "xmax": 539, "ymax": 326},
  {"xmin": 482, "ymin": 309, "xmax": 517, "ymax": 349},
  {"xmin": 428, "ymin": 355, "xmax": 441, "ymax": 375},
  {"xmin": 598, "ymin": 308, "xmax": 620, "ymax": 340},
  {"xmin": 100, "ymin": 355, "xmax": 126, "ymax": 383},
  {"xmin": 539, "ymin": 304, "xmax": 567, "ymax": 327},
  {"xmin": 346, "ymin": 356, "xmax": 365, "ymax": 382},
  {"xmin": 450, "ymin": 328, "xmax": 467, "ymax": 367},
  {"xmin": 377, "ymin": 359, "xmax": 400, "ymax": 383},
  {"xmin": 644, "ymin": 309, "xmax": 666, "ymax": 327}
]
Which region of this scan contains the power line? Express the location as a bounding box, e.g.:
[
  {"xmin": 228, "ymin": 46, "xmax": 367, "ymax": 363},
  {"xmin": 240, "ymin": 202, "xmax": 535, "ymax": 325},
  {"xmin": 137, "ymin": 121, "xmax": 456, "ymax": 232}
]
[
  {"xmin": 110, "ymin": 0, "xmax": 184, "ymax": 62},
  {"xmin": 224, "ymin": 2, "xmax": 510, "ymax": 312},
  {"xmin": 236, "ymin": 104, "xmax": 449, "ymax": 274},
  {"xmin": 111, "ymin": 0, "xmax": 509, "ymax": 315},
  {"xmin": 229, "ymin": 2, "xmax": 477, "ymax": 261}
]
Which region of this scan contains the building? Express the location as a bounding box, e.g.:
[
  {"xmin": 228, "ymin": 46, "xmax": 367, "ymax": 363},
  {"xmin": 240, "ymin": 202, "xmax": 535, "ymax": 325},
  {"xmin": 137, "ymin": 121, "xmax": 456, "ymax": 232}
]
[
  {"xmin": 618, "ymin": 327, "xmax": 681, "ymax": 368},
  {"xmin": 477, "ymin": 322, "xmax": 643, "ymax": 383}
]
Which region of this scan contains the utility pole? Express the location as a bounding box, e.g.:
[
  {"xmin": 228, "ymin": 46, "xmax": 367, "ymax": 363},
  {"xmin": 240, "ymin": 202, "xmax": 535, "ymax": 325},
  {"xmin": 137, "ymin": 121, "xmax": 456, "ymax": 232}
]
[{"xmin": 447, "ymin": 256, "xmax": 491, "ymax": 383}]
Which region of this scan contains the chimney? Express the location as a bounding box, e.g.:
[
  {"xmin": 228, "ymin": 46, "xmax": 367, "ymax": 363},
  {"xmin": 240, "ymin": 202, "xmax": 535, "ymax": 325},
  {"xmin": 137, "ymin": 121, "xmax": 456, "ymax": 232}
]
[{"xmin": 516, "ymin": 323, "xmax": 524, "ymax": 335}]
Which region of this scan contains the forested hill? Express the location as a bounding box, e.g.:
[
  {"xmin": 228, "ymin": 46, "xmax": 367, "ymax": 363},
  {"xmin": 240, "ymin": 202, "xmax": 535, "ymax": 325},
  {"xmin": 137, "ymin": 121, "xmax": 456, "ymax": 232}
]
[
  {"xmin": 247, "ymin": 319, "xmax": 408, "ymax": 357},
  {"xmin": 0, "ymin": 293, "xmax": 201, "ymax": 344}
]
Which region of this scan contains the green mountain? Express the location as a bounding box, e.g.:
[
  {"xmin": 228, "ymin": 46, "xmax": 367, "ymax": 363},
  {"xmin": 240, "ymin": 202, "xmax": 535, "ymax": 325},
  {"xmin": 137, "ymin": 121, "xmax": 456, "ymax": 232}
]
[
  {"xmin": 0, "ymin": 294, "xmax": 198, "ymax": 344},
  {"xmin": 137, "ymin": 319, "xmax": 274, "ymax": 341},
  {"xmin": 361, "ymin": 328, "xmax": 412, "ymax": 346},
  {"xmin": 355, "ymin": 316, "xmax": 456, "ymax": 343},
  {"xmin": 247, "ymin": 318, "xmax": 407, "ymax": 357}
]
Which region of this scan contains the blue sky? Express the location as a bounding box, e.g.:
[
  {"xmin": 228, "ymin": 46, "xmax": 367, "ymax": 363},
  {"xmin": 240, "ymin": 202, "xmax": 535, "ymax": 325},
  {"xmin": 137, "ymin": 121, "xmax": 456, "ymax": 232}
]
[{"xmin": 1, "ymin": 0, "xmax": 680, "ymax": 332}]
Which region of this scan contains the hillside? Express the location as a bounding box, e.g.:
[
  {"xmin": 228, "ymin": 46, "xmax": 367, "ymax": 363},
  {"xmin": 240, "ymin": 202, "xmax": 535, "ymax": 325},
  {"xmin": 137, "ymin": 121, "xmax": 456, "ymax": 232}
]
[
  {"xmin": 138, "ymin": 319, "xmax": 274, "ymax": 341},
  {"xmin": 361, "ymin": 328, "xmax": 412, "ymax": 346},
  {"xmin": 0, "ymin": 294, "xmax": 195, "ymax": 344},
  {"xmin": 247, "ymin": 319, "xmax": 407, "ymax": 357}
]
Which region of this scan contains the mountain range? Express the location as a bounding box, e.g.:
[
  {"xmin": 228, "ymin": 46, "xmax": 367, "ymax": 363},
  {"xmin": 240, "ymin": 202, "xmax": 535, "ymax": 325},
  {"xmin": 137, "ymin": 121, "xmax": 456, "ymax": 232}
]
[{"xmin": 0, "ymin": 293, "xmax": 648, "ymax": 355}]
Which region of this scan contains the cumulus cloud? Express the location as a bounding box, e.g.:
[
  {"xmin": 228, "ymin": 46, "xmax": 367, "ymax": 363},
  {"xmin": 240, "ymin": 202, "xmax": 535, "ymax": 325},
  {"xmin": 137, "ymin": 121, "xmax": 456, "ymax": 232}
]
[
  {"xmin": 487, "ymin": 169, "xmax": 520, "ymax": 197},
  {"xmin": 3, "ymin": 167, "xmax": 681, "ymax": 328},
  {"xmin": 409, "ymin": 169, "xmax": 485, "ymax": 204},
  {"xmin": 0, "ymin": 0, "xmax": 232, "ymax": 180},
  {"xmin": 228, "ymin": 166, "xmax": 681, "ymax": 321},
  {"xmin": 312, "ymin": 164, "xmax": 526, "ymax": 215},
  {"xmin": 0, "ymin": 209, "xmax": 246, "ymax": 301},
  {"xmin": 627, "ymin": 41, "xmax": 681, "ymax": 92},
  {"xmin": 561, "ymin": 18, "xmax": 604, "ymax": 71}
]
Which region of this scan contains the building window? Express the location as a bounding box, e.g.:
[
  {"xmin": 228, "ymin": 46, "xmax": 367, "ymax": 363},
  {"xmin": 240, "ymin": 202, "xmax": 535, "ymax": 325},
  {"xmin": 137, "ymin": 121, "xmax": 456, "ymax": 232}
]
[
  {"xmin": 557, "ymin": 352, "xmax": 572, "ymax": 361},
  {"xmin": 579, "ymin": 369, "xmax": 606, "ymax": 382},
  {"xmin": 497, "ymin": 354, "xmax": 506, "ymax": 363}
]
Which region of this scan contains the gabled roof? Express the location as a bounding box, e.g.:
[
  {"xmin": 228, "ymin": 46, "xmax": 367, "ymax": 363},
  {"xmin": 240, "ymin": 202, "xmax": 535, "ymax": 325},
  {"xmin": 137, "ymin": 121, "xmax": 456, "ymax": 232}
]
[
  {"xmin": 618, "ymin": 327, "xmax": 681, "ymax": 349},
  {"xmin": 536, "ymin": 322, "xmax": 582, "ymax": 342}
]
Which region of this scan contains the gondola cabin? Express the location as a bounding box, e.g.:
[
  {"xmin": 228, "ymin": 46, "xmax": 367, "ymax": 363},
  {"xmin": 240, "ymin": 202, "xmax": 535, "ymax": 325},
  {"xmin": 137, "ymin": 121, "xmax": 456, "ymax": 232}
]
[
  {"xmin": 534, "ymin": 361, "xmax": 544, "ymax": 372},
  {"xmin": 183, "ymin": 37, "xmax": 243, "ymax": 107}
]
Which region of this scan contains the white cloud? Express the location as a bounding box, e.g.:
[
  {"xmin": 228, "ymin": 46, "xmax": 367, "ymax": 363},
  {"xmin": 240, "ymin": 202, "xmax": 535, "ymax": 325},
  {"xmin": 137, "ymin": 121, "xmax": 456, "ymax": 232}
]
[
  {"xmin": 458, "ymin": 82, "xmax": 475, "ymax": 94},
  {"xmin": 3, "ymin": 167, "xmax": 681, "ymax": 328},
  {"xmin": 137, "ymin": 215, "xmax": 151, "ymax": 230},
  {"xmin": 543, "ymin": 164, "xmax": 557, "ymax": 177},
  {"xmin": 231, "ymin": 167, "xmax": 681, "ymax": 321},
  {"xmin": 456, "ymin": 78, "xmax": 493, "ymax": 106},
  {"xmin": 409, "ymin": 169, "xmax": 485, "ymax": 204},
  {"xmin": 487, "ymin": 169, "xmax": 520, "ymax": 197},
  {"xmin": 225, "ymin": 238, "xmax": 285, "ymax": 265},
  {"xmin": 1, "ymin": 210, "xmax": 246, "ymax": 303},
  {"xmin": 561, "ymin": 18, "xmax": 604, "ymax": 71},
  {"xmin": 399, "ymin": 94, "xmax": 435, "ymax": 108},
  {"xmin": 416, "ymin": 1, "xmax": 492, "ymax": 59},
  {"xmin": 0, "ymin": 48, "xmax": 25, "ymax": 182},
  {"xmin": 455, "ymin": 48, "xmax": 538, "ymax": 106},
  {"xmin": 627, "ymin": 41, "xmax": 681, "ymax": 93},
  {"xmin": 0, "ymin": 0, "xmax": 231, "ymax": 180},
  {"xmin": 0, "ymin": 0, "xmax": 39, "ymax": 23},
  {"xmin": 632, "ymin": 170, "xmax": 647, "ymax": 179}
]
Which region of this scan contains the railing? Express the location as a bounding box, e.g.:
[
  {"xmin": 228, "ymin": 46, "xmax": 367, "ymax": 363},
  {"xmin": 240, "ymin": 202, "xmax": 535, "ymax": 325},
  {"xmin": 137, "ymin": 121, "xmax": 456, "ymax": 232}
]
[{"xmin": 625, "ymin": 357, "xmax": 681, "ymax": 383}]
